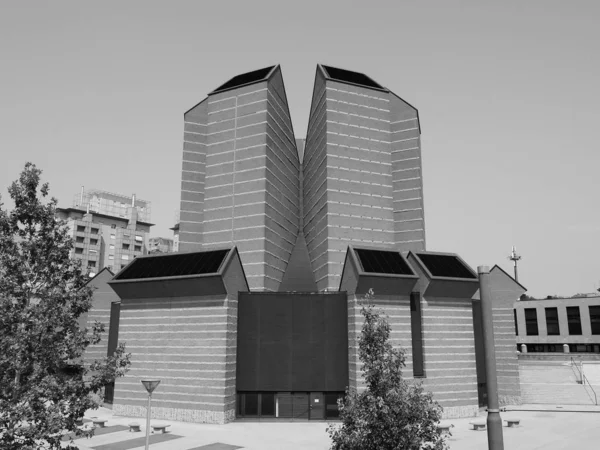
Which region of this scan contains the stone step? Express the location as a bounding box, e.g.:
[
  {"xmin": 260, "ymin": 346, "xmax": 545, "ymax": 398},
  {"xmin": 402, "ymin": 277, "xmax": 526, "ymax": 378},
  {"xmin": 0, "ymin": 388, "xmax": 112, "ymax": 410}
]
[{"xmin": 520, "ymin": 383, "xmax": 595, "ymax": 405}]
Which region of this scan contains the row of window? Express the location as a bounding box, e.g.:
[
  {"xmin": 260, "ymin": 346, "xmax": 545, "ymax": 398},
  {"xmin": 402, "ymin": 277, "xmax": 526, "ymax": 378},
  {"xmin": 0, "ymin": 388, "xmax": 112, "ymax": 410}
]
[
  {"xmin": 515, "ymin": 306, "xmax": 600, "ymax": 336},
  {"xmin": 518, "ymin": 344, "xmax": 600, "ymax": 354},
  {"xmin": 76, "ymin": 236, "xmax": 99, "ymax": 245},
  {"xmin": 76, "ymin": 225, "xmax": 99, "ymax": 234},
  {"xmin": 237, "ymin": 392, "xmax": 343, "ymax": 420}
]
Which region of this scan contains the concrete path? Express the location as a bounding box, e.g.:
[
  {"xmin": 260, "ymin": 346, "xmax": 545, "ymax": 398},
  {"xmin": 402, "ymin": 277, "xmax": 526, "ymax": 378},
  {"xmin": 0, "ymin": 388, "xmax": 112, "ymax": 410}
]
[{"xmin": 64, "ymin": 407, "xmax": 600, "ymax": 449}]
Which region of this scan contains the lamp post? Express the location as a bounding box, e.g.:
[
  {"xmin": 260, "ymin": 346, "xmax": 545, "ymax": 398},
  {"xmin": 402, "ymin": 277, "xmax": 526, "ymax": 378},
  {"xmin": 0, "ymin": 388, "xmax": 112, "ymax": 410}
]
[
  {"xmin": 478, "ymin": 266, "xmax": 504, "ymax": 450},
  {"xmin": 141, "ymin": 380, "xmax": 160, "ymax": 450}
]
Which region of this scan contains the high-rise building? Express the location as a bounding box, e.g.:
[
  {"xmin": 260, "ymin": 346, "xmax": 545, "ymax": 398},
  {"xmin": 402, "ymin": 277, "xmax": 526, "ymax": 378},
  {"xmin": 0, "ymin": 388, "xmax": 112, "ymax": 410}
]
[
  {"xmin": 56, "ymin": 188, "xmax": 153, "ymax": 276},
  {"xmin": 178, "ymin": 64, "xmax": 425, "ymax": 291}
]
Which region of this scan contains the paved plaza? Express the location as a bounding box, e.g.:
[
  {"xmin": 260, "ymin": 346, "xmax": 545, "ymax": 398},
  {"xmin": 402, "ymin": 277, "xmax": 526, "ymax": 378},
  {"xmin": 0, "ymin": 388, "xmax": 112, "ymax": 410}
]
[{"xmin": 64, "ymin": 405, "xmax": 600, "ymax": 450}]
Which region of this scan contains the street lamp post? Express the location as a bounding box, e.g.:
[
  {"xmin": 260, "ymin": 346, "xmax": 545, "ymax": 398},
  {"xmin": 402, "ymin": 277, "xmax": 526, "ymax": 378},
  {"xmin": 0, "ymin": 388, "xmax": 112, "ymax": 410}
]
[
  {"xmin": 478, "ymin": 266, "xmax": 504, "ymax": 450},
  {"xmin": 141, "ymin": 380, "xmax": 160, "ymax": 450}
]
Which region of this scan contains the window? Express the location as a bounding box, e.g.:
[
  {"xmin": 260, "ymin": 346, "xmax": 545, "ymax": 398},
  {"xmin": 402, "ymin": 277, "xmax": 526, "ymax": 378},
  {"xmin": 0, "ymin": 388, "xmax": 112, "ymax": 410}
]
[
  {"xmin": 135, "ymin": 235, "xmax": 143, "ymax": 242},
  {"xmin": 90, "ymin": 238, "xmax": 98, "ymax": 245},
  {"xmin": 525, "ymin": 308, "xmax": 538, "ymax": 336},
  {"xmin": 74, "ymin": 248, "xmax": 83, "ymax": 255},
  {"xmin": 109, "ymin": 244, "xmax": 115, "ymax": 250},
  {"xmin": 514, "ymin": 309, "xmax": 518, "ymax": 335},
  {"xmin": 122, "ymin": 243, "xmax": 130, "ymax": 250},
  {"xmin": 545, "ymin": 307, "xmax": 560, "ymax": 335},
  {"xmin": 90, "ymin": 228, "xmax": 99, "ymax": 235},
  {"xmin": 567, "ymin": 306, "xmax": 582, "ymax": 335},
  {"xmin": 111, "ymin": 224, "xmax": 116, "ymax": 229},
  {"xmin": 76, "ymin": 236, "xmax": 85, "ymax": 243},
  {"xmin": 121, "ymin": 254, "xmax": 129, "ymax": 260},
  {"xmin": 110, "ymin": 234, "xmax": 115, "ymax": 240},
  {"xmin": 89, "ymin": 249, "xmax": 97, "ymax": 254},
  {"xmin": 590, "ymin": 306, "xmax": 600, "ymax": 335},
  {"xmin": 88, "ymin": 261, "xmax": 96, "ymax": 268},
  {"xmin": 76, "ymin": 225, "xmax": 86, "ymax": 232},
  {"xmin": 260, "ymin": 393, "xmax": 275, "ymax": 417},
  {"xmin": 109, "ymin": 255, "xmax": 114, "ymax": 260},
  {"xmin": 410, "ymin": 292, "xmax": 424, "ymax": 377},
  {"xmin": 134, "ymin": 245, "xmax": 141, "ymax": 252}
]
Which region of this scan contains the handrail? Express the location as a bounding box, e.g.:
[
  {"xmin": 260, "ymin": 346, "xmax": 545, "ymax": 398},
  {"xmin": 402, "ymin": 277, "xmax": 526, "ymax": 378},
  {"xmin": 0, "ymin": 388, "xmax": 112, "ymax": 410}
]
[{"xmin": 571, "ymin": 357, "xmax": 598, "ymax": 405}]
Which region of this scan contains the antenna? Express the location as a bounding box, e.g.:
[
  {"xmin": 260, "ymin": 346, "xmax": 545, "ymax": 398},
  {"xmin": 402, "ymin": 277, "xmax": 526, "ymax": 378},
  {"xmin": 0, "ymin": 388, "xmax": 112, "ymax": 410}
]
[{"xmin": 508, "ymin": 246, "xmax": 522, "ymax": 282}]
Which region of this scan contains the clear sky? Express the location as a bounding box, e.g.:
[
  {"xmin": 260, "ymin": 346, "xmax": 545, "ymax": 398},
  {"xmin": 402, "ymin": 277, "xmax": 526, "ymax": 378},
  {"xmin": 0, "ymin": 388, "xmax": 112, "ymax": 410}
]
[{"xmin": 1, "ymin": 1, "xmax": 598, "ymax": 297}]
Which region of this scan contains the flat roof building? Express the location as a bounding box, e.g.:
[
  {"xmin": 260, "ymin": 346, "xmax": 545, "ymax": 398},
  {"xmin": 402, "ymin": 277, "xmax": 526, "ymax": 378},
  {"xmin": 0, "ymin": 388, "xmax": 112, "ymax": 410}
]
[{"xmin": 56, "ymin": 188, "xmax": 153, "ymax": 276}]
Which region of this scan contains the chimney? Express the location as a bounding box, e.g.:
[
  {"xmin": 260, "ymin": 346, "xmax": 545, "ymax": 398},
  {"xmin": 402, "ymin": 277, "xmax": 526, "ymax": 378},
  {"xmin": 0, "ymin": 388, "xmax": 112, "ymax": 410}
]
[
  {"xmin": 132, "ymin": 193, "xmax": 136, "ymax": 207},
  {"xmin": 80, "ymin": 186, "xmax": 84, "ymax": 206}
]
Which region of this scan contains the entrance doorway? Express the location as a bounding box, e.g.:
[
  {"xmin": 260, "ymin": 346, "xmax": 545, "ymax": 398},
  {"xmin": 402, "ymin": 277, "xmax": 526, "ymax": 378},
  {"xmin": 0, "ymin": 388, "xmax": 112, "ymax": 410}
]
[{"xmin": 309, "ymin": 392, "xmax": 324, "ymax": 420}]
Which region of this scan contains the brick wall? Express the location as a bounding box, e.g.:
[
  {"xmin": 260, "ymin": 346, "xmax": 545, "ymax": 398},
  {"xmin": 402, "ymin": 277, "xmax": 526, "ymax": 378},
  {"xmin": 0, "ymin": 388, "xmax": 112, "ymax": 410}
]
[
  {"xmin": 421, "ymin": 296, "xmax": 479, "ymax": 418},
  {"xmin": 112, "ymin": 294, "xmax": 237, "ymax": 424}
]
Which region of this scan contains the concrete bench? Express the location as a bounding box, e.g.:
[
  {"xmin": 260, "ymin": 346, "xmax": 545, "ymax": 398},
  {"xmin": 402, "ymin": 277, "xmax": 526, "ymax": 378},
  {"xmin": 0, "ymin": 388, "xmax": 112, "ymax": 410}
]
[
  {"xmin": 151, "ymin": 424, "xmax": 170, "ymax": 434},
  {"xmin": 91, "ymin": 418, "xmax": 107, "ymax": 428},
  {"xmin": 128, "ymin": 423, "xmax": 141, "ymax": 432},
  {"xmin": 469, "ymin": 419, "xmax": 486, "ymax": 431},
  {"xmin": 504, "ymin": 418, "xmax": 521, "ymax": 428},
  {"xmin": 436, "ymin": 422, "xmax": 453, "ymax": 435}
]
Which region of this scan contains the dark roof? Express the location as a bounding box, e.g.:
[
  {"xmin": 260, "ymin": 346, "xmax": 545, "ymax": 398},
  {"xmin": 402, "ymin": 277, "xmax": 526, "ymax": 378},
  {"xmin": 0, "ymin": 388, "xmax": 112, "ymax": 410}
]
[
  {"xmin": 322, "ymin": 65, "xmax": 385, "ymax": 91},
  {"xmin": 210, "ymin": 66, "xmax": 275, "ymax": 95},
  {"xmin": 414, "ymin": 253, "xmax": 477, "ymax": 279},
  {"xmin": 354, "ymin": 248, "xmax": 414, "ymax": 275},
  {"xmin": 114, "ymin": 249, "xmax": 230, "ymax": 280}
]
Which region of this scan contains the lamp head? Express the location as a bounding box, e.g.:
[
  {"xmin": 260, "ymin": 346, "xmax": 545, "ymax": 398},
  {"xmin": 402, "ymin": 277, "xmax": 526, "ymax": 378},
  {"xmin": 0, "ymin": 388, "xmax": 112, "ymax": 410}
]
[{"xmin": 141, "ymin": 380, "xmax": 160, "ymax": 394}]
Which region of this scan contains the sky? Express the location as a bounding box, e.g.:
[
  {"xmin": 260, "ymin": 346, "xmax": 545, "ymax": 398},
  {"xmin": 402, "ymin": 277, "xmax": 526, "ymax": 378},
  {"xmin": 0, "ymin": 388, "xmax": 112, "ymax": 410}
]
[{"xmin": 0, "ymin": 1, "xmax": 598, "ymax": 298}]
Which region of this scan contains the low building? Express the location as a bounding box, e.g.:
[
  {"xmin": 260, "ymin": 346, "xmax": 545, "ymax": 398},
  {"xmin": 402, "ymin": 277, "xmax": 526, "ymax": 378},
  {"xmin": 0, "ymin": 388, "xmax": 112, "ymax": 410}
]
[
  {"xmin": 104, "ymin": 247, "xmax": 521, "ymax": 423},
  {"xmin": 515, "ymin": 295, "xmax": 600, "ymax": 353}
]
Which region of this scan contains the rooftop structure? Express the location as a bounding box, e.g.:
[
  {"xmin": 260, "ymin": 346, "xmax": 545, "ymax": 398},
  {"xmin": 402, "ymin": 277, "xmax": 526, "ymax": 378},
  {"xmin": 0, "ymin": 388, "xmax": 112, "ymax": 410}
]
[{"xmin": 56, "ymin": 188, "xmax": 153, "ymax": 276}]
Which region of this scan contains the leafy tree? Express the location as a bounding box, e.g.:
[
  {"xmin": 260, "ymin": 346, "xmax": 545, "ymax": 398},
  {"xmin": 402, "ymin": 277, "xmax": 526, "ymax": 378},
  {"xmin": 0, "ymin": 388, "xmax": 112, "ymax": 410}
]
[
  {"xmin": 328, "ymin": 290, "xmax": 448, "ymax": 450},
  {"xmin": 0, "ymin": 163, "xmax": 130, "ymax": 449}
]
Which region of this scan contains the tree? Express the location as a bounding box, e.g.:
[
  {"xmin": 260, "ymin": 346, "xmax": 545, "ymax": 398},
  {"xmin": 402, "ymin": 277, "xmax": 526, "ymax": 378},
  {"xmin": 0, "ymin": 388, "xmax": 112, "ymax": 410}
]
[
  {"xmin": 328, "ymin": 289, "xmax": 448, "ymax": 450},
  {"xmin": 0, "ymin": 163, "xmax": 131, "ymax": 449}
]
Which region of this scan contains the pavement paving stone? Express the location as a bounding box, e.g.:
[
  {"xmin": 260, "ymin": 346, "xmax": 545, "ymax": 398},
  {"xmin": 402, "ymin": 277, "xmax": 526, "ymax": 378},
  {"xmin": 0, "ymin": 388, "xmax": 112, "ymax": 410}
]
[
  {"xmin": 67, "ymin": 406, "xmax": 600, "ymax": 450},
  {"xmin": 90, "ymin": 433, "xmax": 182, "ymax": 450}
]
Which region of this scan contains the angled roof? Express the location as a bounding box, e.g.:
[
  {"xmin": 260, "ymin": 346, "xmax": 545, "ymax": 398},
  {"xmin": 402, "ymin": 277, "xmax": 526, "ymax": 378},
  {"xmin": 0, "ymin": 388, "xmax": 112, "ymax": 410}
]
[
  {"xmin": 209, "ymin": 65, "xmax": 277, "ymax": 95},
  {"xmin": 339, "ymin": 246, "xmax": 419, "ymax": 296},
  {"xmin": 409, "ymin": 251, "xmax": 478, "ymax": 280},
  {"xmin": 491, "ymin": 264, "xmax": 527, "ymax": 291},
  {"xmin": 108, "ymin": 247, "xmax": 249, "ymax": 299},
  {"xmin": 407, "ymin": 251, "xmax": 479, "ymax": 299},
  {"xmin": 114, "ymin": 248, "xmax": 229, "ymax": 280},
  {"xmin": 84, "ymin": 267, "xmax": 114, "ymax": 287},
  {"xmin": 320, "ymin": 64, "xmax": 387, "ymax": 91}
]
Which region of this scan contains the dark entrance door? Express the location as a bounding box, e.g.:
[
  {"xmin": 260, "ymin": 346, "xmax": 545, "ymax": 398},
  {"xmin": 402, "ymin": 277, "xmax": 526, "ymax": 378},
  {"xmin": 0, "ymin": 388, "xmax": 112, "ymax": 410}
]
[
  {"xmin": 292, "ymin": 393, "xmax": 310, "ymax": 420},
  {"xmin": 309, "ymin": 392, "xmax": 324, "ymax": 420}
]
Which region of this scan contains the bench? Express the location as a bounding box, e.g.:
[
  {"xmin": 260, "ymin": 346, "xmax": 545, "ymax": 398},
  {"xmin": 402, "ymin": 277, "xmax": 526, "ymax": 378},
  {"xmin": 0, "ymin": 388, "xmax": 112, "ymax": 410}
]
[
  {"xmin": 128, "ymin": 423, "xmax": 141, "ymax": 432},
  {"xmin": 504, "ymin": 418, "xmax": 521, "ymax": 428},
  {"xmin": 91, "ymin": 418, "xmax": 107, "ymax": 428},
  {"xmin": 469, "ymin": 419, "xmax": 486, "ymax": 431},
  {"xmin": 436, "ymin": 422, "xmax": 453, "ymax": 435},
  {"xmin": 151, "ymin": 424, "xmax": 170, "ymax": 434}
]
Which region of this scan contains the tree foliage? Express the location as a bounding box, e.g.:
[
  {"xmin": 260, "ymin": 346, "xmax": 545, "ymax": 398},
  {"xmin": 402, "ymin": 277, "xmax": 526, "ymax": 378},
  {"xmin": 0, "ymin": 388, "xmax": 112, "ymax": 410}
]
[
  {"xmin": 328, "ymin": 290, "xmax": 448, "ymax": 450},
  {"xmin": 0, "ymin": 163, "xmax": 130, "ymax": 449}
]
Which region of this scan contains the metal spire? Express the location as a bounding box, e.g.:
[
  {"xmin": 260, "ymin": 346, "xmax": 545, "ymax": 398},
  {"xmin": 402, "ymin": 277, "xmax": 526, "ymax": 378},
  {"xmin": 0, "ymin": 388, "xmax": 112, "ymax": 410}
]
[{"xmin": 508, "ymin": 246, "xmax": 522, "ymax": 282}]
